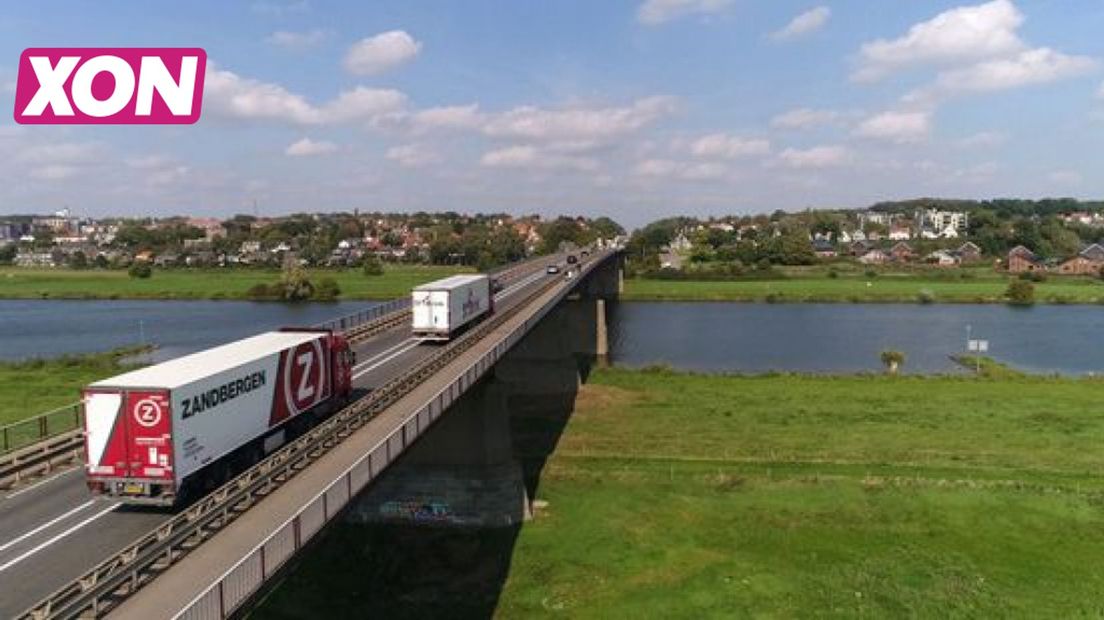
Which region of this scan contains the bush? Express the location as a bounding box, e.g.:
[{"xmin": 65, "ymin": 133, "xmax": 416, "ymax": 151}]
[
  {"xmin": 1019, "ymin": 271, "xmax": 1047, "ymax": 283},
  {"xmin": 246, "ymin": 283, "xmax": 278, "ymax": 300},
  {"xmin": 1006, "ymin": 279, "xmax": 1035, "ymax": 306},
  {"xmin": 917, "ymin": 289, "xmax": 935, "ymax": 304},
  {"xmin": 362, "ymin": 256, "xmax": 384, "ymax": 276},
  {"xmin": 827, "ymin": 268, "xmax": 839, "ymax": 279},
  {"xmin": 864, "ymin": 269, "xmax": 877, "ymax": 279},
  {"xmin": 880, "ymin": 350, "xmax": 905, "ymax": 374},
  {"xmin": 315, "ymin": 278, "xmax": 341, "ymax": 301},
  {"xmin": 128, "ymin": 262, "xmax": 152, "ymax": 279}
]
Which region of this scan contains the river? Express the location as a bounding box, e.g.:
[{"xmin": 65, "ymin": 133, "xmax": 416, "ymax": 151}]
[{"xmin": 1, "ymin": 300, "xmax": 1101, "ymax": 375}]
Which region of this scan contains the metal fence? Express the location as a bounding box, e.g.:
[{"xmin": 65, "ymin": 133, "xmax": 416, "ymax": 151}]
[
  {"xmin": 0, "ymin": 402, "xmax": 82, "ymax": 456},
  {"xmin": 312, "ymin": 297, "xmax": 410, "ymax": 333},
  {"xmin": 174, "ymin": 254, "xmax": 595, "ymax": 620}
]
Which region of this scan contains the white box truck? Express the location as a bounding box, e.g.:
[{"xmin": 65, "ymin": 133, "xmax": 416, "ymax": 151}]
[
  {"xmin": 83, "ymin": 329, "xmax": 355, "ymax": 506},
  {"xmin": 411, "ymin": 274, "xmax": 494, "ymax": 340}
]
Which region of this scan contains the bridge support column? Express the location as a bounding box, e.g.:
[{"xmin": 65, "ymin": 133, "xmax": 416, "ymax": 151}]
[
  {"xmin": 346, "ymin": 378, "xmax": 531, "ymax": 527},
  {"xmin": 596, "ymin": 298, "xmax": 608, "ymax": 362}
]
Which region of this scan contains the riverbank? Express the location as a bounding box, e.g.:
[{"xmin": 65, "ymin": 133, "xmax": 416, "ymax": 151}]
[
  {"xmin": 0, "ymin": 347, "xmax": 148, "ymax": 426},
  {"xmin": 0, "ymin": 265, "xmax": 469, "ymax": 301},
  {"xmin": 623, "ymin": 272, "xmax": 1104, "ymax": 303},
  {"xmin": 258, "ymin": 366, "xmax": 1104, "ymax": 617}
]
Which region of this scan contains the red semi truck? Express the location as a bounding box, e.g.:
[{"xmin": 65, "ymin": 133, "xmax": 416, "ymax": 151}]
[{"xmin": 82, "ymin": 328, "xmax": 354, "ymax": 506}]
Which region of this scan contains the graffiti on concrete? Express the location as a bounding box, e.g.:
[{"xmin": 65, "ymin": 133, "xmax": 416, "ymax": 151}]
[{"xmin": 380, "ymin": 499, "xmax": 455, "ymax": 523}]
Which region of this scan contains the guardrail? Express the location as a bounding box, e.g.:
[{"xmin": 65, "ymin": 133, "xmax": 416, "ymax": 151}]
[
  {"xmin": 312, "ymin": 297, "xmax": 410, "ymax": 333},
  {"xmin": 0, "ymin": 429, "xmax": 85, "ymax": 490},
  {"xmin": 0, "ymin": 402, "xmax": 82, "ymax": 457},
  {"xmin": 20, "ymin": 251, "xmax": 611, "ymax": 620}
]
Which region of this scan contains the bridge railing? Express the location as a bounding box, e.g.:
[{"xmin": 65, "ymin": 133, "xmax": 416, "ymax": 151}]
[
  {"xmin": 0, "ymin": 402, "xmax": 82, "ymax": 456},
  {"xmin": 312, "ymin": 297, "xmax": 410, "ymax": 333}
]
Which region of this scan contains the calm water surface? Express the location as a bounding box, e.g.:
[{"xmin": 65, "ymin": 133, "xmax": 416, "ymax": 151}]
[
  {"xmin": 1, "ymin": 300, "xmax": 1101, "ymax": 375},
  {"xmin": 0, "ymin": 299, "xmax": 379, "ymax": 362},
  {"xmin": 608, "ymin": 302, "xmax": 1104, "ymax": 375}
]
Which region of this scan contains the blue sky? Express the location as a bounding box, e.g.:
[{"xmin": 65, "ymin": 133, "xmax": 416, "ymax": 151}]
[{"xmin": 1, "ymin": 0, "xmax": 1102, "ymax": 227}]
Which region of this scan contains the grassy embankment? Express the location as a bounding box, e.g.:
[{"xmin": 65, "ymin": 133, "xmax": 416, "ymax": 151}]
[
  {"xmin": 0, "ymin": 265, "xmax": 470, "ymax": 301},
  {"xmin": 262, "ymin": 366, "xmax": 1104, "ymax": 618},
  {"xmin": 624, "ymin": 264, "xmax": 1104, "ymax": 303},
  {"xmin": 0, "ymin": 348, "xmax": 147, "ymax": 449}
]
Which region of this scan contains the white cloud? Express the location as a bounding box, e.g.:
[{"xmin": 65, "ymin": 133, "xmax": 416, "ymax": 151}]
[
  {"xmin": 636, "ymin": 0, "xmax": 732, "ymax": 25},
  {"xmin": 205, "ymin": 66, "xmax": 321, "ymax": 124},
  {"xmin": 285, "ymin": 138, "xmax": 337, "ymax": 156},
  {"xmin": 18, "ymin": 142, "xmax": 101, "ymax": 164},
  {"xmin": 1098, "ymin": 81, "xmax": 1104, "ymax": 99},
  {"xmin": 921, "ymin": 48, "xmax": 1097, "ymax": 97},
  {"xmin": 204, "ymin": 65, "xmax": 405, "ymax": 125},
  {"xmin": 853, "ymin": 0, "xmax": 1025, "ymax": 82},
  {"xmin": 1048, "ymin": 169, "xmax": 1082, "ymax": 184},
  {"xmin": 386, "ymin": 143, "xmax": 438, "ymax": 167},
  {"xmin": 777, "ymin": 145, "xmax": 852, "ymax": 168},
  {"xmin": 955, "ymin": 131, "xmax": 1007, "ymax": 148},
  {"xmin": 689, "ymin": 133, "xmax": 770, "ymax": 158},
  {"xmin": 266, "ymin": 29, "xmax": 329, "ymax": 50},
  {"xmin": 483, "ymin": 96, "xmax": 677, "ymax": 143},
  {"xmin": 344, "ymin": 30, "xmax": 421, "ymax": 76},
  {"xmin": 321, "ymin": 86, "xmax": 407, "ymax": 123},
  {"xmin": 480, "ymin": 145, "xmax": 597, "ymax": 172},
  {"xmin": 770, "ymin": 108, "xmax": 839, "ymax": 129},
  {"xmin": 635, "ymin": 158, "xmax": 727, "ymax": 180},
  {"xmin": 854, "ymin": 110, "xmax": 931, "ymax": 143},
  {"xmin": 771, "ymin": 6, "xmax": 830, "ymax": 41},
  {"xmin": 29, "ymin": 164, "xmax": 78, "ymax": 180}
]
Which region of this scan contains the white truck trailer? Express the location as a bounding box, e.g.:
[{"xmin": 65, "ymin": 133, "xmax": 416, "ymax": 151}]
[
  {"xmin": 83, "ymin": 329, "xmax": 354, "ymax": 505},
  {"xmin": 411, "ymin": 274, "xmax": 494, "ymax": 341}
]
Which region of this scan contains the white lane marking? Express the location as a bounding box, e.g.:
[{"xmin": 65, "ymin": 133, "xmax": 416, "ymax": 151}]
[
  {"xmin": 3, "ymin": 467, "xmax": 80, "ymax": 500},
  {"xmin": 0, "ymin": 503, "xmax": 117, "ymax": 573},
  {"xmin": 0, "ymin": 499, "xmax": 96, "ymax": 554},
  {"xmin": 353, "ymin": 339, "xmax": 426, "ymax": 380},
  {"xmin": 497, "ymin": 271, "xmax": 544, "ymax": 300},
  {"xmin": 352, "ymin": 337, "xmax": 419, "ymax": 372}
]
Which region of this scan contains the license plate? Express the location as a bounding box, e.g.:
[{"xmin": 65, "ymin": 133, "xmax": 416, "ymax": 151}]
[{"xmin": 123, "ymin": 483, "xmax": 145, "ymax": 495}]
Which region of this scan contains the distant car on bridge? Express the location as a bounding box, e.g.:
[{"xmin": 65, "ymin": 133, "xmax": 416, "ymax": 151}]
[{"xmin": 546, "ymin": 264, "xmax": 561, "ymax": 274}]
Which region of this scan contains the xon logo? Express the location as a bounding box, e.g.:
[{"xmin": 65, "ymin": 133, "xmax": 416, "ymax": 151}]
[{"xmin": 14, "ymin": 48, "xmax": 206, "ymax": 124}]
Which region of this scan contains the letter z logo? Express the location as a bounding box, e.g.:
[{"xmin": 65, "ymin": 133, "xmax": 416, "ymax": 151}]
[{"xmin": 14, "ymin": 48, "xmax": 206, "ymax": 124}]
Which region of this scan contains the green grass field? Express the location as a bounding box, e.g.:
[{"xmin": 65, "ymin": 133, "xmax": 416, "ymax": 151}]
[
  {"xmin": 0, "ymin": 348, "xmax": 147, "ymax": 450},
  {"xmin": 257, "ymin": 367, "xmax": 1104, "ymax": 617},
  {"xmin": 624, "ymin": 271, "xmax": 1104, "ymax": 303},
  {"xmin": 0, "ymin": 265, "xmax": 470, "ymax": 301}
]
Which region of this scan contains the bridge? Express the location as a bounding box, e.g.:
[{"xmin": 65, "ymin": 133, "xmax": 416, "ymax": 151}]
[{"xmin": 0, "ymin": 248, "xmax": 622, "ymax": 619}]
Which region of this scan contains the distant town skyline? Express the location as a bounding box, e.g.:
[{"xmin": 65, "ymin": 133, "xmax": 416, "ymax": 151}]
[{"xmin": 1, "ymin": 0, "xmax": 1102, "ymax": 227}]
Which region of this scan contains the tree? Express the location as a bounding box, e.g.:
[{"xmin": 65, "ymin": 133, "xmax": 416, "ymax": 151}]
[
  {"xmin": 69, "ymin": 251, "xmax": 88, "ymax": 270},
  {"xmin": 128, "ymin": 262, "xmax": 152, "ymax": 279},
  {"xmin": 880, "ymin": 350, "xmax": 905, "ymax": 375},
  {"xmin": 279, "ymin": 260, "xmax": 314, "ymax": 301},
  {"xmin": 314, "ymin": 278, "xmax": 341, "ymax": 301},
  {"xmin": 93, "ymin": 254, "xmax": 109, "ymax": 269},
  {"xmin": 0, "ymin": 245, "xmax": 16, "ymax": 265},
  {"xmin": 1006, "ymin": 279, "xmax": 1035, "ymax": 306},
  {"xmin": 362, "ymin": 255, "xmax": 384, "ymax": 276}
]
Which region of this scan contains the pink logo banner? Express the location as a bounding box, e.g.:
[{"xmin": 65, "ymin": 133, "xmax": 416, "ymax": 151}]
[{"xmin": 14, "ymin": 48, "xmax": 206, "ymax": 124}]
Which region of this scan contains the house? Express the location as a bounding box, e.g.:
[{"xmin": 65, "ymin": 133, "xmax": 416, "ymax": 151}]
[
  {"xmin": 669, "ymin": 232, "xmax": 693, "ymax": 253},
  {"xmin": 956, "ymin": 242, "xmax": 982, "ymax": 262},
  {"xmin": 812, "ymin": 239, "xmax": 837, "ymax": 258},
  {"xmin": 890, "ymin": 241, "xmax": 914, "ymax": 262},
  {"xmin": 858, "ymin": 249, "xmax": 888, "ymax": 264},
  {"xmin": 888, "ymin": 224, "xmax": 911, "ymax": 241},
  {"xmin": 659, "ymin": 251, "xmax": 683, "ymax": 270},
  {"xmin": 153, "ymin": 253, "xmax": 179, "ymax": 267},
  {"xmin": 1007, "ymin": 245, "xmax": 1044, "ymax": 274},
  {"xmin": 1057, "ymin": 255, "xmax": 1100, "ymax": 275},
  {"xmin": 14, "ymin": 250, "xmax": 56, "ymax": 267},
  {"xmin": 925, "ymin": 250, "xmax": 960, "ymax": 267},
  {"xmin": 915, "ymin": 208, "xmax": 968, "ymax": 234},
  {"xmin": 849, "ymin": 240, "xmax": 872, "ymax": 256},
  {"xmin": 1057, "ymin": 244, "xmax": 1104, "ymax": 275},
  {"xmin": 1080, "ymin": 243, "xmax": 1104, "ymax": 262}
]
